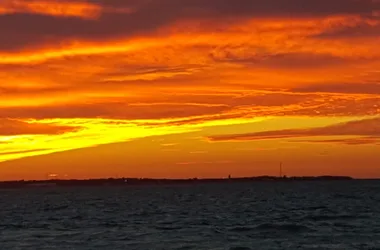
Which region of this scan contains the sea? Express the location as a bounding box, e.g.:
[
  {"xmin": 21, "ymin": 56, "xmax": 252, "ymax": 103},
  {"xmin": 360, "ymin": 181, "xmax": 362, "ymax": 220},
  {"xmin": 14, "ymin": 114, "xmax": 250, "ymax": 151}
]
[{"xmin": 0, "ymin": 181, "xmax": 379, "ymax": 250}]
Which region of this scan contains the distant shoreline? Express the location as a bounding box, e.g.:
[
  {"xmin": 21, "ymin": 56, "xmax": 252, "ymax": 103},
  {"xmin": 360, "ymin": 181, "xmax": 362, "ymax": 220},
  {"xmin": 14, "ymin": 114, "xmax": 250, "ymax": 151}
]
[{"xmin": 0, "ymin": 176, "xmax": 361, "ymax": 189}]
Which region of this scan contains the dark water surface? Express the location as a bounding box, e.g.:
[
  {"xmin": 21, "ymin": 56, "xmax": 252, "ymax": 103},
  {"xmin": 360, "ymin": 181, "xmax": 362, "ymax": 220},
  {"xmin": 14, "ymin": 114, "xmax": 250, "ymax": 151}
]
[{"xmin": 1, "ymin": 181, "xmax": 380, "ymax": 249}]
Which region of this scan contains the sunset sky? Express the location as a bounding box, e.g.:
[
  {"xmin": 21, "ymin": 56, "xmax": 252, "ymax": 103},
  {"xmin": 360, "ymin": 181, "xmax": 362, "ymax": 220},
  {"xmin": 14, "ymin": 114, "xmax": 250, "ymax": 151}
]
[{"xmin": 0, "ymin": 0, "xmax": 379, "ymax": 180}]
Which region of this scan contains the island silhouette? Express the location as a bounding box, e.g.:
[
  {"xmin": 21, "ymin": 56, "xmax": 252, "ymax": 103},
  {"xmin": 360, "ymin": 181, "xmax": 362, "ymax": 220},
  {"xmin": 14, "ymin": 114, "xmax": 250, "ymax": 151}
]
[{"xmin": 0, "ymin": 175, "xmax": 354, "ymax": 189}]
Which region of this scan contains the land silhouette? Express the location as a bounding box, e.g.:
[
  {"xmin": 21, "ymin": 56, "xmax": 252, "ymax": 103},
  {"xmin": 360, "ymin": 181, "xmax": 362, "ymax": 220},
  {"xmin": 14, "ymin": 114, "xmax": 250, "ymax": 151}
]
[{"xmin": 0, "ymin": 175, "xmax": 354, "ymax": 189}]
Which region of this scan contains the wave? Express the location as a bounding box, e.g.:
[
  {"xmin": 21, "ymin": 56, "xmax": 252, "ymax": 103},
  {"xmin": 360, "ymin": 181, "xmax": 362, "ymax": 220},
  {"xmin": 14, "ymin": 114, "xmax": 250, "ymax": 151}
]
[
  {"xmin": 43, "ymin": 204, "xmax": 69, "ymax": 212},
  {"xmin": 255, "ymin": 223, "xmax": 313, "ymax": 232},
  {"xmin": 228, "ymin": 226, "xmax": 256, "ymax": 232},
  {"xmin": 155, "ymin": 225, "xmax": 184, "ymax": 231},
  {"xmin": 229, "ymin": 223, "xmax": 313, "ymax": 233},
  {"xmin": 303, "ymin": 214, "xmax": 365, "ymax": 221}
]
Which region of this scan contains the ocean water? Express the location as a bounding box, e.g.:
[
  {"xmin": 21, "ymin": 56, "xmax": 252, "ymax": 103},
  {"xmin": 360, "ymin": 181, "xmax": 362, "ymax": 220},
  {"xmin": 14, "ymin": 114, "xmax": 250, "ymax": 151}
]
[{"xmin": 0, "ymin": 181, "xmax": 380, "ymax": 250}]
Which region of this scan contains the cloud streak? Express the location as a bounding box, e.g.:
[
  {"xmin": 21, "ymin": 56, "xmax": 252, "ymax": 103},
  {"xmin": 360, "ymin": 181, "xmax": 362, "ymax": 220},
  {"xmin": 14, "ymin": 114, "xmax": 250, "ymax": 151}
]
[
  {"xmin": 0, "ymin": 0, "xmax": 103, "ymax": 19},
  {"xmin": 206, "ymin": 117, "xmax": 380, "ymax": 144},
  {"xmin": 291, "ymin": 83, "xmax": 380, "ymax": 95},
  {"xmin": 0, "ymin": 119, "xmax": 76, "ymax": 136},
  {"xmin": 294, "ymin": 137, "xmax": 380, "ymax": 145}
]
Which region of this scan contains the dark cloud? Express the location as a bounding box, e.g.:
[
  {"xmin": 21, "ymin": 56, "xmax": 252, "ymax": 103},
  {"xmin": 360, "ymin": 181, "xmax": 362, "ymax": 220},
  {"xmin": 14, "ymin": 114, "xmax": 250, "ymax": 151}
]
[
  {"xmin": 0, "ymin": 119, "xmax": 77, "ymax": 135},
  {"xmin": 0, "ymin": 91, "xmax": 336, "ymax": 120},
  {"xmin": 0, "ymin": 92, "xmax": 378, "ymax": 120},
  {"xmin": 0, "ymin": 13, "xmax": 150, "ymax": 51},
  {"xmin": 0, "ymin": 0, "xmax": 379, "ymax": 50},
  {"xmin": 291, "ymin": 83, "xmax": 380, "ymax": 95},
  {"xmin": 228, "ymin": 93, "xmax": 316, "ymax": 107},
  {"xmin": 141, "ymin": 112, "xmax": 245, "ymax": 127},
  {"xmin": 0, "ymin": 103, "xmax": 231, "ymax": 120},
  {"xmin": 214, "ymin": 52, "xmax": 348, "ymax": 69},
  {"xmin": 281, "ymin": 97, "xmax": 380, "ymax": 117},
  {"xmin": 206, "ymin": 117, "xmax": 380, "ymax": 142},
  {"xmin": 294, "ymin": 137, "xmax": 380, "ymax": 145},
  {"xmin": 314, "ymin": 22, "xmax": 380, "ymax": 39}
]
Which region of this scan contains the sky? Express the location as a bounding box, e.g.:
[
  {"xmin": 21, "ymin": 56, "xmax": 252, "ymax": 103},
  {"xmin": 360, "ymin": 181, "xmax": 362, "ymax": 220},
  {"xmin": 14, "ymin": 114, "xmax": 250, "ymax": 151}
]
[{"xmin": 0, "ymin": 0, "xmax": 380, "ymax": 180}]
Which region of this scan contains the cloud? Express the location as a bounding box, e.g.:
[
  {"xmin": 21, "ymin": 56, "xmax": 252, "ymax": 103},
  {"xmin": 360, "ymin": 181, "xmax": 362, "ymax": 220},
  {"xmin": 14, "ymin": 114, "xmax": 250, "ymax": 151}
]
[
  {"xmin": 294, "ymin": 137, "xmax": 380, "ymax": 145},
  {"xmin": 0, "ymin": 0, "xmax": 378, "ymax": 50},
  {"xmin": 0, "ymin": 119, "xmax": 77, "ymax": 136},
  {"xmin": 206, "ymin": 117, "xmax": 380, "ymax": 143},
  {"xmin": 0, "ymin": 0, "xmax": 103, "ymax": 19},
  {"xmin": 0, "ymin": 102, "xmax": 231, "ymax": 120},
  {"xmin": 214, "ymin": 52, "xmax": 349, "ymax": 69},
  {"xmin": 96, "ymin": 0, "xmax": 379, "ymax": 17},
  {"xmin": 291, "ymin": 83, "xmax": 380, "ymax": 95},
  {"xmin": 314, "ymin": 20, "xmax": 380, "ymax": 39},
  {"xmin": 0, "ymin": 148, "xmax": 49, "ymax": 156},
  {"xmin": 0, "ymin": 90, "xmax": 379, "ymax": 122}
]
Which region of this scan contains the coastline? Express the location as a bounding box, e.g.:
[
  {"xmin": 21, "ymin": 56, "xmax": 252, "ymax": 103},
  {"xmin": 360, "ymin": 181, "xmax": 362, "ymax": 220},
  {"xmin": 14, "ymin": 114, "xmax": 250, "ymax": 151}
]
[{"xmin": 0, "ymin": 176, "xmax": 358, "ymax": 189}]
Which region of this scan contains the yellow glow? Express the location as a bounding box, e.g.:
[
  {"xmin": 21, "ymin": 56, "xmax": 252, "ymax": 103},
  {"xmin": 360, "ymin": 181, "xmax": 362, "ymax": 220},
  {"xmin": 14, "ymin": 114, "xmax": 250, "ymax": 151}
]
[{"xmin": 0, "ymin": 116, "xmax": 268, "ymax": 162}]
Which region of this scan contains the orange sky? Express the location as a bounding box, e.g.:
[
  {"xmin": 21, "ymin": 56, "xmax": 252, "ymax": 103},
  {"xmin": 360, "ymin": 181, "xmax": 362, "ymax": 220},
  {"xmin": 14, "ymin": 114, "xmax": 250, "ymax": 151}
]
[{"xmin": 0, "ymin": 0, "xmax": 379, "ymax": 180}]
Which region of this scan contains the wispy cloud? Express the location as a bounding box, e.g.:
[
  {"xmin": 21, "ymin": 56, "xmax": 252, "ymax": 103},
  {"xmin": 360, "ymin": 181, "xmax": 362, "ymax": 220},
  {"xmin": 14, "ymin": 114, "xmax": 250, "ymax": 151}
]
[
  {"xmin": 206, "ymin": 117, "xmax": 380, "ymax": 144},
  {"xmin": 0, "ymin": 119, "xmax": 76, "ymax": 136},
  {"xmin": 291, "ymin": 83, "xmax": 380, "ymax": 95},
  {"xmin": 0, "ymin": 0, "xmax": 103, "ymax": 19},
  {"xmin": 294, "ymin": 137, "xmax": 380, "ymax": 145}
]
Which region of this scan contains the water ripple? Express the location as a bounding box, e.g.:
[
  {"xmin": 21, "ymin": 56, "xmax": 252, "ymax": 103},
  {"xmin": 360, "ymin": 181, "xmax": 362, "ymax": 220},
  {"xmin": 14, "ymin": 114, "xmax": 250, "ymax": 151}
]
[{"xmin": 0, "ymin": 181, "xmax": 379, "ymax": 249}]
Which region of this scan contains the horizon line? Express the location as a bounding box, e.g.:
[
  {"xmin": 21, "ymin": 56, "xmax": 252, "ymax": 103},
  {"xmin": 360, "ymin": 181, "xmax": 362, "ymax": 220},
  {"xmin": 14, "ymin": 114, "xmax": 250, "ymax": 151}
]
[{"xmin": 0, "ymin": 175, "xmax": 367, "ymax": 183}]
